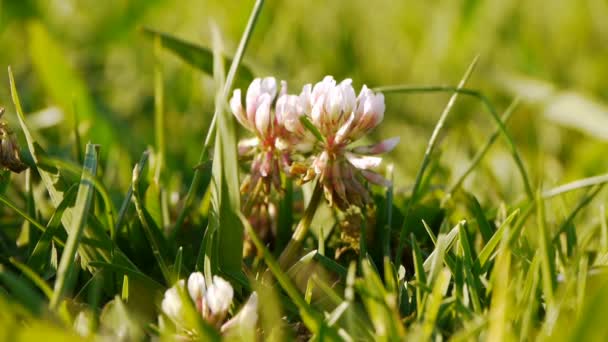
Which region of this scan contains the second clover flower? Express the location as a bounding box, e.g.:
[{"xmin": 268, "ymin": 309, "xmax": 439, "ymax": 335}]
[{"xmin": 296, "ymin": 76, "xmax": 399, "ymax": 209}]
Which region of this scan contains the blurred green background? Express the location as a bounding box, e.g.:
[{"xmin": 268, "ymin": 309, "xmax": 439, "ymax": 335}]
[{"xmin": 1, "ymin": 0, "xmax": 607, "ymax": 203}]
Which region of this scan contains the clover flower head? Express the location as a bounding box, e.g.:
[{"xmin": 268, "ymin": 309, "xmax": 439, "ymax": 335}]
[
  {"xmin": 161, "ymin": 273, "xmax": 235, "ymax": 330},
  {"xmin": 298, "ymin": 76, "xmax": 398, "ymax": 209},
  {"xmin": 230, "ymin": 77, "xmax": 288, "ymax": 197},
  {"xmin": 0, "ymin": 108, "xmax": 27, "ymax": 173}
]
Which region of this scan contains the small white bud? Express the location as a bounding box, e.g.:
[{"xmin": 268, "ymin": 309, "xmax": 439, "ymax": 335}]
[{"xmin": 205, "ymin": 276, "xmax": 234, "ymax": 316}]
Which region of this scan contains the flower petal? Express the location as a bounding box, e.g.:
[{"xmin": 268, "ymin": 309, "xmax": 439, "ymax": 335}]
[
  {"xmin": 187, "ymin": 272, "xmax": 206, "ymax": 302},
  {"xmin": 221, "ymin": 292, "xmax": 259, "ymax": 333},
  {"xmin": 361, "ymin": 170, "xmax": 392, "ymax": 187},
  {"xmin": 351, "ymin": 137, "xmax": 400, "ymax": 155},
  {"xmin": 255, "ymin": 94, "xmax": 272, "ymax": 136},
  {"xmin": 345, "ymin": 152, "xmax": 382, "ymax": 170},
  {"xmin": 229, "ymin": 89, "xmax": 250, "ymax": 130}
]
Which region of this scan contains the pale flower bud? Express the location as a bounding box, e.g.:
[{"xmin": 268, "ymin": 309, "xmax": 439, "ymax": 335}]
[
  {"xmin": 161, "ymin": 280, "xmax": 185, "ymax": 323},
  {"xmin": 229, "ymin": 89, "xmax": 250, "ymax": 130},
  {"xmin": 254, "ymin": 93, "xmax": 272, "ymax": 136},
  {"xmin": 187, "ymin": 272, "xmax": 206, "ymax": 311},
  {"xmin": 205, "ymin": 276, "xmax": 234, "ymax": 316}
]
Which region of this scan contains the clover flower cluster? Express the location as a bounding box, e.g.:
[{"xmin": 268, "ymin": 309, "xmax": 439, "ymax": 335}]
[
  {"xmin": 161, "ymin": 272, "xmax": 258, "ymax": 334},
  {"xmin": 230, "ymin": 76, "xmax": 398, "ymax": 211}
]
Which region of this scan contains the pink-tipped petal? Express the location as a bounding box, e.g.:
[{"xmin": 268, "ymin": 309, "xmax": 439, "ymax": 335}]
[
  {"xmin": 255, "ymin": 94, "xmax": 272, "ymax": 136},
  {"xmin": 345, "ymin": 152, "xmax": 382, "ymax": 170},
  {"xmin": 361, "ymin": 170, "xmax": 392, "ymax": 187},
  {"xmin": 334, "ymin": 113, "xmax": 356, "ymax": 144},
  {"xmin": 352, "ymin": 137, "xmax": 400, "ymax": 155},
  {"xmin": 230, "ymin": 89, "xmax": 250, "ymax": 130}
]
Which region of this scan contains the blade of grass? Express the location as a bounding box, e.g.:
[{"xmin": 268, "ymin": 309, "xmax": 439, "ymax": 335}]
[
  {"xmin": 376, "ymin": 85, "xmax": 533, "ymax": 201},
  {"xmin": 420, "ymin": 268, "xmax": 451, "ymax": 340},
  {"xmin": 537, "ymin": 190, "xmax": 556, "ymax": 304},
  {"xmin": 115, "ymin": 151, "xmax": 149, "ymax": 235},
  {"xmin": 173, "ymin": 0, "xmax": 264, "ymax": 232},
  {"xmin": 475, "ymin": 209, "xmax": 520, "ymax": 272},
  {"xmin": 50, "ymin": 143, "xmax": 99, "ymax": 311},
  {"xmin": 447, "ymin": 98, "xmax": 520, "ymax": 195},
  {"xmin": 87, "ymin": 262, "xmax": 164, "ymax": 291},
  {"xmin": 239, "ymin": 212, "xmax": 332, "ymax": 336},
  {"xmin": 141, "ymin": 28, "xmax": 254, "ymax": 89},
  {"xmin": 0, "ymin": 193, "xmax": 65, "ymax": 248},
  {"xmin": 153, "ymin": 35, "xmax": 165, "ymax": 183},
  {"xmin": 27, "ymin": 184, "xmax": 77, "ymax": 273},
  {"xmin": 542, "ymin": 173, "xmax": 608, "ymax": 198},
  {"xmin": 131, "ymin": 152, "xmax": 171, "ymax": 284},
  {"xmin": 9, "ymin": 66, "xmax": 135, "ymax": 270},
  {"xmin": 395, "ymin": 57, "xmax": 479, "ymax": 261}
]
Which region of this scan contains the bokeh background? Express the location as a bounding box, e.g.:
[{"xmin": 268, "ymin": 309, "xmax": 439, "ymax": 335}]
[{"xmin": 1, "ymin": 0, "xmax": 607, "ymax": 204}]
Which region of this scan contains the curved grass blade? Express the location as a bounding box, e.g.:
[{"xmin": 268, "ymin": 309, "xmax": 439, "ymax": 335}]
[
  {"xmin": 395, "ymin": 57, "xmax": 479, "ymax": 261},
  {"xmin": 0, "ymin": 268, "xmax": 45, "ymax": 316},
  {"xmin": 141, "ymin": 28, "xmax": 254, "ymax": 89},
  {"xmin": 375, "ymin": 85, "xmax": 533, "ymax": 201},
  {"xmin": 49, "ymin": 143, "xmax": 99, "ymax": 311},
  {"xmin": 87, "ymin": 262, "xmax": 164, "ymax": 291},
  {"xmin": 131, "ymin": 153, "xmax": 171, "ymax": 284},
  {"xmin": 27, "ymin": 184, "xmax": 77, "ymax": 273},
  {"xmin": 239, "ymin": 212, "xmax": 337, "ymax": 337},
  {"xmin": 475, "ymin": 209, "xmax": 520, "ymax": 272},
  {"xmin": 9, "ymin": 66, "xmax": 136, "ymax": 271},
  {"xmin": 173, "ymin": 0, "xmax": 264, "ymax": 232}
]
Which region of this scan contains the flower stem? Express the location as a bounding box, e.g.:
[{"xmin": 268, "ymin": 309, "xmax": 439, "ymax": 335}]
[{"xmin": 278, "ymin": 181, "xmax": 324, "ymax": 268}]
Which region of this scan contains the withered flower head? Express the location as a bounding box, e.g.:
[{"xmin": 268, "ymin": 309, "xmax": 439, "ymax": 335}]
[{"xmin": 0, "ymin": 108, "xmax": 28, "ymax": 173}]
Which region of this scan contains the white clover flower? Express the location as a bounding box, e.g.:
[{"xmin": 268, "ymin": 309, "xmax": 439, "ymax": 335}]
[
  {"xmin": 205, "ymin": 276, "xmax": 234, "ymax": 317},
  {"xmin": 221, "ymin": 292, "xmax": 258, "ymax": 333},
  {"xmin": 187, "ymin": 272, "xmax": 206, "ymax": 312},
  {"xmin": 161, "ymin": 280, "xmax": 185, "ymax": 323},
  {"xmin": 295, "ymin": 76, "xmax": 398, "ymax": 209}
]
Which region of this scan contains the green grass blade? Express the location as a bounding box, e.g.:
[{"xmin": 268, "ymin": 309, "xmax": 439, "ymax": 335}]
[
  {"xmin": 420, "ymin": 268, "xmax": 451, "ymax": 340},
  {"xmin": 447, "ymin": 99, "xmax": 520, "ymax": 195},
  {"xmin": 537, "ymin": 191, "xmax": 556, "ymax": 304},
  {"xmin": 208, "ymin": 24, "xmax": 243, "ymax": 277},
  {"xmin": 9, "ymin": 66, "xmax": 135, "ymax": 271},
  {"xmin": 377, "ymin": 85, "xmax": 533, "ymax": 201},
  {"xmin": 9, "ymin": 257, "xmax": 53, "ymax": 300},
  {"xmin": 239, "ymin": 213, "xmax": 328, "ymax": 336},
  {"xmin": 141, "ymin": 28, "xmax": 254, "ymax": 89},
  {"xmin": 153, "ymin": 35, "xmax": 165, "ymax": 183},
  {"xmin": 0, "ymin": 267, "xmax": 45, "ymax": 316},
  {"xmin": 173, "ymin": 0, "xmax": 264, "ymax": 232},
  {"xmin": 475, "ymin": 209, "xmax": 520, "ymax": 272},
  {"xmin": 131, "ymin": 153, "xmax": 171, "ymax": 284},
  {"xmin": 50, "ymin": 143, "xmax": 99, "ymax": 311},
  {"xmin": 87, "ymin": 262, "xmax": 164, "ymax": 291},
  {"xmin": 27, "ymin": 184, "xmax": 77, "ymax": 273},
  {"xmin": 395, "ymin": 57, "xmax": 479, "ymax": 261}
]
